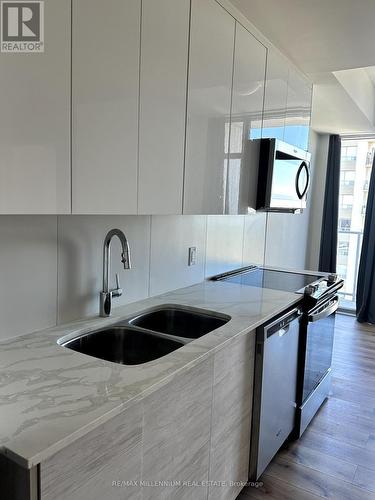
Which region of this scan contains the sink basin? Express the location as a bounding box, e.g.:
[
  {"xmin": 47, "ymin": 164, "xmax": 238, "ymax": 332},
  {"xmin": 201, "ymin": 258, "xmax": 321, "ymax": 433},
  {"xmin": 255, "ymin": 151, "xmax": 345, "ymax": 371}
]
[
  {"xmin": 61, "ymin": 327, "xmax": 184, "ymax": 365},
  {"xmin": 129, "ymin": 306, "xmax": 230, "ymax": 339}
]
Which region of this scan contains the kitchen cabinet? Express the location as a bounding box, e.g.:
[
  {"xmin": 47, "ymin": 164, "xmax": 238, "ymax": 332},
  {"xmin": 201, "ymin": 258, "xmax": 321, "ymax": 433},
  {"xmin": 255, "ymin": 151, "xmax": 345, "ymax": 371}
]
[
  {"xmin": 138, "ymin": 0, "xmax": 190, "ymax": 215},
  {"xmin": 3, "ymin": 328, "xmax": 256, "ymax": 500},
  {"xmin": 261, "ymin": 48, "xmax": 289, "ymax": 143},
  {"xmin": 0, "ymin": 0, "xmax": 71, "ymax": 214},
  {"xmin": 141, "ymin": 357, "xmax": 213, "ymax": 500},
  {"xmin": 284, "ymin": 67, "xmax": 313, "ymax": 151},
  {"xmin": 72, "ymin": 0, "xmax": 140, "ymax": 214},
  {"xmin": 208, "ymin": 332, "xmax": 255, "ymax": 500},
  {"xmin": 38, "ymin": 358, "xmax": 213, "ymax": 500},
  {"xmin": 183, "ymin": 0, "xmax": 235, "ymax": 215},
  {"xmin": 227, "ymin": 23, "xmax": 267, "ymax": 214},
  {"xmin": 40, "ymin": 402, "xmax": 143, "ymax": 500}
]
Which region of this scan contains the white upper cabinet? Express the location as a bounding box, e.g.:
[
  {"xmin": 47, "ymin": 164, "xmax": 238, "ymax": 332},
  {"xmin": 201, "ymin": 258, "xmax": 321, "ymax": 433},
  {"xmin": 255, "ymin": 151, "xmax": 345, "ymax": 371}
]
[
  {"xmin": 261, "ymin": 48, "xmax": 289, "ymax": 142},
  {"xmin": 138, "ymin": 0, "xmax": 190, "ymax": 215},
  {"xmin": 183, "ymin": 0, "xmax": 235, "ymax": 215},
  {"xmin": 72, "ymin": 0, "xmax": 140, "ymax": 214},
  {"xmin": 227, "ymin": 23, "xmax": 267, "ymax": 214},
  {"xmin": 0, "ymin": 0, "xmax": 71, "ymax": 214},
  {"xmin": 284, "ymin": 68, "xmax": 313, "ymax": 151}
]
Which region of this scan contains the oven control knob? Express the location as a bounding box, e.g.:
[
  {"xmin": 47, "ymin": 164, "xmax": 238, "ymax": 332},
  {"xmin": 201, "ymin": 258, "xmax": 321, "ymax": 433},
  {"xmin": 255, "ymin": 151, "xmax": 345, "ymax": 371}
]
[
  {"xmin": 328, "ymin": 273, "xmax": 338, "ymax": 284},
  {"xmin": 305, "ymin": 284, "xmax": 317, "ymax": 296}
]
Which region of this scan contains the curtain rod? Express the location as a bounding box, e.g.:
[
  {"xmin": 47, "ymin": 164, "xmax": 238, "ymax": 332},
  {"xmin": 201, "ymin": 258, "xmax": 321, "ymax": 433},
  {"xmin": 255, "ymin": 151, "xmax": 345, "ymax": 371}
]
[{"xmin": 340, "ymin": 134, "xmax": 375, "ymax": 141}]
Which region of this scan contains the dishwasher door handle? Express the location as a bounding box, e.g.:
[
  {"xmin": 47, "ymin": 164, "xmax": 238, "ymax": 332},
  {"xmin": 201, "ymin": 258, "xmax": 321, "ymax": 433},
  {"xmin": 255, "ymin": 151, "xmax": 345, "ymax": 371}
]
[
  {"xmin": 264, "ymin": 307, "xmax": 302, "ymax": 338},
  {"xmin": 278, "ymin": 325, "xmax": 290, "ymax": 337},
  {"xmin": 308, "ymin": 297, "xmax": 339, "ymax": 323}
]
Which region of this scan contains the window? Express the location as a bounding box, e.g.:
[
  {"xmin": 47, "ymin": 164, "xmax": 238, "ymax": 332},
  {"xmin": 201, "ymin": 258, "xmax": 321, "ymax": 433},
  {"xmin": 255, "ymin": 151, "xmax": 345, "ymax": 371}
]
[
  {"xmin": 341, "ymin": 145, "xmax": 357, "ymax": 161},
  {"xmin": 341, "ymin": 194, "xmax": 354, "ymax": 209},
  {"xmin": 339, "ymin": 218, "xmax": 351, "ymax": 231},
  {"xmin": 338, "ymin": 138, "xmax": 374, "ymax": 311},
  {"xmin": 338, "ymin": 241, "xmax": 349, "ymax": 256},
  {"xmin": 341, "ymin": 170, "xmax": 355, "ymax": 187}
]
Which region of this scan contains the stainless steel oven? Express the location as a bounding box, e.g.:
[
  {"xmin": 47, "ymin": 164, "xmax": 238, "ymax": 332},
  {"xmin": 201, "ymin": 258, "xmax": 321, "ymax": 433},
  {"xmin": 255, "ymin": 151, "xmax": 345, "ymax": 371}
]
[
  {"xmin": 210, "ymin": 266, "xmax": 344, "ymax": 439},
  {"xmin": 295, "ymin": 294, "xmax": 340, "ymax": 437}
]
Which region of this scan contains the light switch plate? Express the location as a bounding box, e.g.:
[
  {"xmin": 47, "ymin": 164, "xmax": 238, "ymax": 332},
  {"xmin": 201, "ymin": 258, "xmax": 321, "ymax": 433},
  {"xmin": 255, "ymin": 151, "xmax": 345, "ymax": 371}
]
[{"xmin": 188, "ymin": 246, "xmax": 197, "ymax": 266}]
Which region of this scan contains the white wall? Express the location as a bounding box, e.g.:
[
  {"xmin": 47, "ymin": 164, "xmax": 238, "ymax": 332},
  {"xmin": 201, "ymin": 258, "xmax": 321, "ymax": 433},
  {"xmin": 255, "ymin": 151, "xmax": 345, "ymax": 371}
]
[
  {"xmin": 263, "ymin": 131, "xmax": 323, "ymax": 271},
  {"xmin": 306, "ymin": 131, "xmax": 330, "ymax": 270},
  {"xmin": 0, "ymin": 213, "xmax": 267, "ymax": 341}
]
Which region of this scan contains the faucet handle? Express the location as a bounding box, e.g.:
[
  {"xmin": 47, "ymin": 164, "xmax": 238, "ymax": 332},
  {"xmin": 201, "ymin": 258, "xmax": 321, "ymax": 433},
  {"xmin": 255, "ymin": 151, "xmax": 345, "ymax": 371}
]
[
  {"xmin": 112, "ymin": 273, "xmax": 123, "ymax": 298},
  {"xmin": 121, "ymin": 251, "xmax": 131, "ymax": 269}
]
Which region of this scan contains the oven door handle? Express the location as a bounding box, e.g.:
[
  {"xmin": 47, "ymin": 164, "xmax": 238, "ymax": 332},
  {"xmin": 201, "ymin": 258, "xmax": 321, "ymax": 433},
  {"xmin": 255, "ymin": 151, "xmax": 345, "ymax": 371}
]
[{"xmin": 308, "ymin": 298, "xmax": 339, "ymax": 323}]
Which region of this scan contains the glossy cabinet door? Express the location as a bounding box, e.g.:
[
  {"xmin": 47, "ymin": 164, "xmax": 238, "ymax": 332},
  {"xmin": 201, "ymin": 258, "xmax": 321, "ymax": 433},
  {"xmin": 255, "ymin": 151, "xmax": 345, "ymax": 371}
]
[
  {"xmin": 183, "ymin": 0, "xmax": 235, "ymax": 215},
  {"xmin": 227, "ymin": 23, "xmax": 266, "ymax": 214},
  {"xmin": 72, "ymin": 0, "xmax": 140, "ymax": 214},
  {"xmin": 284, "ymin": 67, "xmax": 313, "ymax": 151},
  {"xmin": 260, "ymin": 48, "xmax": 289, "ymax": 142},
  {"xmin": 0, "ymin": 0, "xmax": 71, "ymax": 214},
  {"xmin": 138, "ymin": 0, "xmax": 189, "ymax": 214}
]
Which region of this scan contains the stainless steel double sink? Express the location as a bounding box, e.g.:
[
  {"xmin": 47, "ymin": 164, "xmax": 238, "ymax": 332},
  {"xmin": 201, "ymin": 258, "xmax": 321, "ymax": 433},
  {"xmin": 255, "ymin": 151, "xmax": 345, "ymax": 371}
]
[{"xmin": 58, "ymin": 305, "xmax": 230, "ymax": 366}]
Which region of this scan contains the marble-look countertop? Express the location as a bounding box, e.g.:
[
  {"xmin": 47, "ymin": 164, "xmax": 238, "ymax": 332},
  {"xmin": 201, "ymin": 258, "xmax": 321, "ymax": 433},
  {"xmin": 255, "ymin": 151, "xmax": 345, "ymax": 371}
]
[{"xmin": 0, "ymin": 280, "xmax": 301, "ymax": 469}]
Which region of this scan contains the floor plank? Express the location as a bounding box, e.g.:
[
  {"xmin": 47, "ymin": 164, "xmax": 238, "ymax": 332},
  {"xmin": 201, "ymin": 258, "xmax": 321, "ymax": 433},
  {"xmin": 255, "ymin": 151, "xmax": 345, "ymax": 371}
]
[
  {"xmin": 238, "ymin": 314, "xmax": 375, "ymax": 499},
  {"xmin": 278, "ymin": 440, "xmax": 357, "ymax": 482},
  {"xmin": 265, "ymin": 457, "xmax": 374, "ymax": 500},
  {"xmin": 237, "ymin": 474, "xmax": 322, "ymax": 500}
]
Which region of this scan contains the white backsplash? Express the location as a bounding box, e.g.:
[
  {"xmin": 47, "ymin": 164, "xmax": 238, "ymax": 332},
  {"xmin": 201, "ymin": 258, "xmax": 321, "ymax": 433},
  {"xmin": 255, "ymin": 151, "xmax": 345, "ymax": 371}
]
[
  {"xmin": 0, "ymin": 216, "xmax": 58, "ymax": 340},
  {"xmin": 0, "ymin": 211, "xmax": 304, "ymax": 341},
  {"xmin": 149, "ymin": 215, "xmax": 207, "ymax": 296},
  {"xmin": 57, "ymin": 215, "xmax": 151, "ymax": 324}
]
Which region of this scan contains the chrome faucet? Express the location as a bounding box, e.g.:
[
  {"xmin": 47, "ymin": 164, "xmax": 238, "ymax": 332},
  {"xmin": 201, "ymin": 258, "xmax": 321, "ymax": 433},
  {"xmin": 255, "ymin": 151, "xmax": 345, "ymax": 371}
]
[{"xmin": 100, "ymin": 229, "xmax": 131, "ymax": 317}]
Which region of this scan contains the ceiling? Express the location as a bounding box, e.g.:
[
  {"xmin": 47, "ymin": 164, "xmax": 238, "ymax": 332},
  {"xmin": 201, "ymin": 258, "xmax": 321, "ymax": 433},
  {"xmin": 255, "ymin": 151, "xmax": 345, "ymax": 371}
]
[{"xmin": 231, "ymin": 0, "xmax": 375, "ymax": 135}]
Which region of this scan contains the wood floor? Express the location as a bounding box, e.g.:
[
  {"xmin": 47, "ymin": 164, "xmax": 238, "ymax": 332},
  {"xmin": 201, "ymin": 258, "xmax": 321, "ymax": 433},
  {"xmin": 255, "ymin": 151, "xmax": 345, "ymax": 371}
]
[{"xmin": 239, "ymin": 313, "xmax": 375, "ymax": 500}]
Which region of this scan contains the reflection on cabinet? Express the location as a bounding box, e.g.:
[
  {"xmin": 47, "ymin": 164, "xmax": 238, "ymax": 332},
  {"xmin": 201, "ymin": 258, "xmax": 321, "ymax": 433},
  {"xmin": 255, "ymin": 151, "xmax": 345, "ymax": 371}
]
[
  {"xmin": 260, "ymin": 48, "xmax": 289, "ymax": 143},
  {"xmin": 183, "ymin": 0, "xmax": 235, "ymax": 215},
  {"xmin": 208, "ymin": 332, "xmax": 255, "ymax": 500},
  {"xmin": 138, "ymin": 0, "xmax": 190, "ymax": 214},
  {"xmin": 0, "ymin": 0, "xmax": 71, "ymax": 214},
  {"xmin": 284, "ymin": 68, "xmax": 313, "ymax": 151},
  {"xmin": 72, "ymin": 0, "xmax": 140, "ymax": 214},
  {"xmin": 227, "ymin": 23, "xmax": 267, "ymax": 214}
]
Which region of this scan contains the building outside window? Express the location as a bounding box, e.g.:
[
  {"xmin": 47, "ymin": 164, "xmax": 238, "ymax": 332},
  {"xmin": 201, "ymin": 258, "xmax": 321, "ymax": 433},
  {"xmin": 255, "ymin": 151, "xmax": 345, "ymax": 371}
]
[{"xmin": 337, "ymin": 138, "xmax": 375, "ymax": 311}]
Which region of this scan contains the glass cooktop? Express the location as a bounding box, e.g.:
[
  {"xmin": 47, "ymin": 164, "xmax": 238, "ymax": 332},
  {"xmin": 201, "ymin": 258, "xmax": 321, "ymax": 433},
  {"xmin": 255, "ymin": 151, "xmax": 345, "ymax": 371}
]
[{"xmin": 218, "ymin": 268, "xmax": 322, "ymax": 293}]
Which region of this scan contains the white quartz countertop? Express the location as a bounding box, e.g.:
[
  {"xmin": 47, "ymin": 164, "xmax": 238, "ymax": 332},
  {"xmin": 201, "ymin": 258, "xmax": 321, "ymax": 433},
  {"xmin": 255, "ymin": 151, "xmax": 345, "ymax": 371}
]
[{"xmin": 0, "ymin": 280, "xmax": 301, "ymax": 468}]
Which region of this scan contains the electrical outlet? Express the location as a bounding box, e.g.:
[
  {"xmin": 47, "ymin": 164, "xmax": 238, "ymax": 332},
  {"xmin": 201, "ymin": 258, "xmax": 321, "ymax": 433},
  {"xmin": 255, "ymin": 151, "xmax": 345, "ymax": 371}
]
[{"xmin": 188, "ymin": 246, "xmax": 197, "ymax": 266}]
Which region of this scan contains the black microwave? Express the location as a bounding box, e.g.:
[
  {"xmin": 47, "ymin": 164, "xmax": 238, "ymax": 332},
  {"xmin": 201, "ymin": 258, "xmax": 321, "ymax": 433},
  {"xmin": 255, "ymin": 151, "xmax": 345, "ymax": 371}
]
[{"xmin": 256, "ymin": 139, "xmax": 311, "ymax": 213}]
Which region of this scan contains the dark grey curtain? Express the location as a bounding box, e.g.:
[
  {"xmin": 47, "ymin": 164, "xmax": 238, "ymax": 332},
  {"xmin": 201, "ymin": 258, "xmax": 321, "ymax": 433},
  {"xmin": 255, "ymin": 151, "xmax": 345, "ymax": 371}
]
[
  {"xmin": 356, "ymin": 154, "xmax": 375, "ymax": 323},
  {"xmin": 319, "ymin": 135, "xmax": 341, "ymax": 273}
]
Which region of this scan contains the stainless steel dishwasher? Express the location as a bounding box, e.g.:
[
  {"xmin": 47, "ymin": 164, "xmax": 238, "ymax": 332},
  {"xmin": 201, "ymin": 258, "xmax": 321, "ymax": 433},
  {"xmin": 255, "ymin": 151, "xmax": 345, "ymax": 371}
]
[{"xmin": 249, "ymin": 306, "xmax": 302, "ymax": 480}]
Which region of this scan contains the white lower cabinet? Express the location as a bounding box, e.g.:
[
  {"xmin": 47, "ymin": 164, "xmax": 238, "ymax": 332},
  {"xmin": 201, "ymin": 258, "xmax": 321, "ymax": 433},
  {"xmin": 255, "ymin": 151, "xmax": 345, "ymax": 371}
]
[
  {"xmin": 0, "ymin": 0, "xmax": 71, "ymax": 214},
  {"xmin": 35, "ymin": 331, "xmax": 255, "ymax": 500},
  {"xmin": 40, "ymin": 402, "xmax": 143, "ymax": 500},
  {"xmin": 72, "ymin": 0, "xmax": 140, "ymax": 214},
  {"xmin": 208, "ymin": 332, "xmax": 255, "ymax": 500}
]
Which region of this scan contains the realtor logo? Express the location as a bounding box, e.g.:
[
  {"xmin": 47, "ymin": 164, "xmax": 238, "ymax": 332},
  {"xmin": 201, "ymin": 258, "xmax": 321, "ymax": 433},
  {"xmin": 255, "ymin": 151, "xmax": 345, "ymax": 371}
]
[{"xmin": 1, "ymin": 1, "xmax": 44, "ymax": 52}]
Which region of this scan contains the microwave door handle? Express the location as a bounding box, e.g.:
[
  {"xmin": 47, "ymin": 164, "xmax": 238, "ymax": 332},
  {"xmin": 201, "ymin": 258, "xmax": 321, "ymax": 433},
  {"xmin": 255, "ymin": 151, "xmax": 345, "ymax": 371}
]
[
  {"xmin": 308, "ymin": 298, "xmax": 339, "ymax": 323},
  {"xmin": 295, "ymin": 161, "xmax": 310, "ymax": 200}
]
